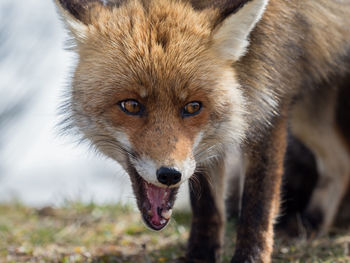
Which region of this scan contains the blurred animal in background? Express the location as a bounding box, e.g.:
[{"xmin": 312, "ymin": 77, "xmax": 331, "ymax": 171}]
[
  {"xmin": 280, "ymin": 134, "xmax": 350, "ymax": 237},
  {"xmin": 277, "ymin": 134, "xmax": 319, "ymax": 237},
  {"xmin": 54, "ymin": 0, "xmax": 350, "ymax": 262},
  {"xmin": 283, "ymin": 76, "xmax": 350, "ymax": 236},
  {"xmin": 228, "ymin": 80, "xmax": 350, "ymax": 237},
  {"xmin": 227, "ymin": 132, "xmax": 350, "ymax": 238}
]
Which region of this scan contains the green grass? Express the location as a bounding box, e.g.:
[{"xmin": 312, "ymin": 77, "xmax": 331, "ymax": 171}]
[{"xmin": 0, "ymin": 202, "xmax": 349, "ymax": 262}]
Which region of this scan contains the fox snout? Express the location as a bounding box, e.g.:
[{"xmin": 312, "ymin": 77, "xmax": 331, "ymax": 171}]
[
  {"xmin": 130, "ymin": 153, "xmax": 196, "ymax": 188},
  {"xmin": 126, "ymin": 133, "xmax": 197, "ymax": 230},
  {"xmin": 124, "ymin": 115, "xmax": 199, "ymax": 188},
  {"xmin": 156, "ymin": 167, "xmax": 182, "ymax": 186}
]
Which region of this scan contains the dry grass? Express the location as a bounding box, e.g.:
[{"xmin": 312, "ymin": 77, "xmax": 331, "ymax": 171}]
[{"xmin": 0, "ymin": 202, "xmax": 349, "ymax": 263}]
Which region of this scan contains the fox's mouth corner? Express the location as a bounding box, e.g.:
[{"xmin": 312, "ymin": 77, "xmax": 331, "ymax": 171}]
[{"xmin": 128, "ymin": 167, "xmax": 179, "ymax": 231}]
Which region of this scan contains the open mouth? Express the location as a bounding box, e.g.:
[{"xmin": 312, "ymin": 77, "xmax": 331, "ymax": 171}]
[
  {"xmin": 128, "ymin": 166, "xmax": 179, "ymax": 231},
  {"xmin": 140, "ymin": 179, "xmax": 178, "ymax": 230}
]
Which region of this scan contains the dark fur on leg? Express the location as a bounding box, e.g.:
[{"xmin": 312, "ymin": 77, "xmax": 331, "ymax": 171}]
[{"xmin": 232, "ymin": 113, "xmax": 287, "ymax": 263}]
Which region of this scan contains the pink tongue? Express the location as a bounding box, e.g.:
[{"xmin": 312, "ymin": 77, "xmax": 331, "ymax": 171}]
[{"xmin": 146, "ymin": 183, "xmax": 169, "ymax": 225}]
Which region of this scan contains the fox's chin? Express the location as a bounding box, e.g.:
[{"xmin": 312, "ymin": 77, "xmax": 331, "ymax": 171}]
[{"xmin": 127, "ymin": 165, "xmax": 179, "ymax": 231}]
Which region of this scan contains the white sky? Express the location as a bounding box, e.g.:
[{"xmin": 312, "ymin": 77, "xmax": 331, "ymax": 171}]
[{"xmin": 0, "ymin": 0, "xmax": 133, "ymax": 206}]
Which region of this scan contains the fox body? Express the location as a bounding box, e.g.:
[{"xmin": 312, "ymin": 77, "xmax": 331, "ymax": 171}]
[{"xmin": 55, "ymin": 0, "xmax": 350, "ymax": 262}]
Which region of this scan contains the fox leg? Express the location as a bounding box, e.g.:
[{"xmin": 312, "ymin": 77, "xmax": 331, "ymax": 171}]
[
  {"xmin": 291, "ymin": 86, "xmax": 350, "ymax": 233},
  {"xmin": 232, "ymin": 112, "xmax": 287, "ymax": 263},
  {"xmin": 186, "ymin": 159, "xmax": 226, "ymax": 263}
]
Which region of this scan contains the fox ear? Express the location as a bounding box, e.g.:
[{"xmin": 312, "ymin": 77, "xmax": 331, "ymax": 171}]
[
  {"xmin": 54, "ymin": 0, "xmax": 111, "ymax": 37},
  {"xmin": 211, "ymin": 0, "xmax": 269, "ymax": 62}
]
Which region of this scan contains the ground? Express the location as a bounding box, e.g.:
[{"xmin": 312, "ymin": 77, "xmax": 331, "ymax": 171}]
[{"xmin": 1, "ymin": 202, "xmax": 349, "ymax": 263}]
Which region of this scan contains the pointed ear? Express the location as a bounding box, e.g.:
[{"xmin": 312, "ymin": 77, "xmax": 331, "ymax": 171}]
[
  {"xmin": 211, "ymin": 0, "xmax": 269, "ymax": 62},
  {"xmin": 54, "ymin": 0, "xmax": 112, "ymax": 38}
]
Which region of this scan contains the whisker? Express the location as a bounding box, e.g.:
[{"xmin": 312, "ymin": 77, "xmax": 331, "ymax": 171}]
[{"xmin": 92, "ymin": 133, "xmax": 137, "ymax": 159}]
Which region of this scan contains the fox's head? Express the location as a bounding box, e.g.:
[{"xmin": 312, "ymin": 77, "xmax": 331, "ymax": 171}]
[{"xmin": 56, "ymin": 0, "xmax": 268, "ymax": 230}]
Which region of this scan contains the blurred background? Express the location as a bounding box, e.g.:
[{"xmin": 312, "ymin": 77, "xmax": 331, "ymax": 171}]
[{"xmin": 0, "ymin": 0, "xmax": 143, "ymax": 207}]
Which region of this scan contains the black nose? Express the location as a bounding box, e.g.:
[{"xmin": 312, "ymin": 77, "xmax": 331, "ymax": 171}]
[{"xmin": 156, "ymin": 167, "xmax": 182, "ymax": 186}]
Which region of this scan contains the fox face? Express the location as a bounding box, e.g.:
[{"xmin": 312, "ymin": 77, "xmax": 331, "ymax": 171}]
[{"xmin": 56, "ymin": 0, "xmax": 267, "ymax": 230}]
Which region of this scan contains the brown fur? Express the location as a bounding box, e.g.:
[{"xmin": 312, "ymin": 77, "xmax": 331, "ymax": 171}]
[
  {"xmin": 233, "ymin": 107, "xmax": 288, "ymax": 263},
  {"xmin": 55, "ymin": 0, "xmax": 350, "ymax": 262}
]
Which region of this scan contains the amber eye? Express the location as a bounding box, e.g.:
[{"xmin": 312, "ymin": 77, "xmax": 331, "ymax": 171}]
[
  {"xmin": 182, "ymin": 101, "xmax": 202, "ymax": 117},
  {"xmin": 119, "ymin": 99, "xmax": 143, "ymax": 116}
]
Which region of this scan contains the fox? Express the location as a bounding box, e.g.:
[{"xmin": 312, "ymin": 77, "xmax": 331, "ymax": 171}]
[{"xmin": 54, "ymin": 0, "xmax": 350, "ymax": 262}]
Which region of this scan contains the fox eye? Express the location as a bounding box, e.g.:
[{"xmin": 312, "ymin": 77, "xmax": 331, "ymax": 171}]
[
  {"xmin": 182, "ymin": 101, "xmax": 202, "ymax": 117},
  {"xmin": 119, "ymin": 99, "xmax": 143, "ymax": 116}
]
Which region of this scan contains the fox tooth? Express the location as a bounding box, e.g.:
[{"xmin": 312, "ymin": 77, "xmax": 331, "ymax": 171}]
[
  {"xmin": 160, "ymin": 219, "xmax": 166, "ymax": 225},
  {"xmin": 161, "ymin": 209, "xmax": 172, "ymax": 220}
]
